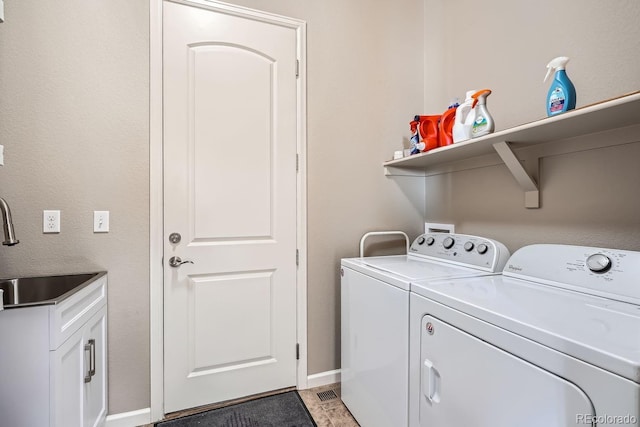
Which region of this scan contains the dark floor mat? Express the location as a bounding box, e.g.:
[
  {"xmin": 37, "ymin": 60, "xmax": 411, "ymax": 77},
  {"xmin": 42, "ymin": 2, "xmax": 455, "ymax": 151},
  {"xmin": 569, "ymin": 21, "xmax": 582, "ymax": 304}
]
[{"xmin": 156, "ymin": 391, "xmax": 316, "ymax": 427}]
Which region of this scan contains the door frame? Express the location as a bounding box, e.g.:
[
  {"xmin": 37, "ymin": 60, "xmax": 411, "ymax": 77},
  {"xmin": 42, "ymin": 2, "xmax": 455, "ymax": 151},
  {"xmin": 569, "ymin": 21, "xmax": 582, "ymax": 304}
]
[{"xmin": 149, "ymin": 0, "xmax": 308, "ymax": 420}]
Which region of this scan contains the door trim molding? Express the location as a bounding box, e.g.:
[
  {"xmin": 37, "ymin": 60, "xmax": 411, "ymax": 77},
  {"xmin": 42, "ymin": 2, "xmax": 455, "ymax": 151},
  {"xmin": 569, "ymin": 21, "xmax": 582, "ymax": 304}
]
[
  {"xmin": 149, "ymin": 0, "xmax": 163, "ymax": 421},
  {"xmin": 149, "ymin": 0, "xmax": 308, "ymax": 421}
]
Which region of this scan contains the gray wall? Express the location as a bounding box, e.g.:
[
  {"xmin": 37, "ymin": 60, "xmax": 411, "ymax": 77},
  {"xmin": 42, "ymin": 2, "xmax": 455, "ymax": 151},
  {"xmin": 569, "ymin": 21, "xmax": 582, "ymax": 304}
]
[
  {"xmin": 0, "ymin": 0, "xmax": 425, "ymax": 414},
  {"xmin": 0, "ymin": 0, "xmax": 150, "ymax": 413},
  {"xmin": 423, "ymin": 0, "xmax": 640, "ymax": 252}
]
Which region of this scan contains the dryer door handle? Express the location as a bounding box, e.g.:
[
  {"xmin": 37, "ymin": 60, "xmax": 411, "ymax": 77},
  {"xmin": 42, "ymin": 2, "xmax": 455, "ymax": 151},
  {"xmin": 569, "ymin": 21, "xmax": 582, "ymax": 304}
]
[{"xmin": 422, "ymin": 359, "xmax": 441, "ymax": 404}]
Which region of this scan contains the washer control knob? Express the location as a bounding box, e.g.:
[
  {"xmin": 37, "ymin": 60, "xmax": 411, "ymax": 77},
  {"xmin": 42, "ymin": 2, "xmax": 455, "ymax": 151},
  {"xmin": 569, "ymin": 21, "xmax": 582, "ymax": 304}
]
[
  {"xmin": 477, "ymin": 243, "xmax": 489, "ymax": 254},
  {"xmin": 426, "ymin": 237, "xmax": 435, "ymax": 246},
  {"xmin": 443, "ymin": 237, "xmax": 455, "ymax": 249},
  {"xmin": 464, "ymin": 242, "xmax": 475, "ymax": 252},
  {"xmin": 417, "ymin": 236, "xmax": 426, "ymax": 245},
  {"xmin": 586, "ymin": 253, "xmax": 612, "ymax": 273}
]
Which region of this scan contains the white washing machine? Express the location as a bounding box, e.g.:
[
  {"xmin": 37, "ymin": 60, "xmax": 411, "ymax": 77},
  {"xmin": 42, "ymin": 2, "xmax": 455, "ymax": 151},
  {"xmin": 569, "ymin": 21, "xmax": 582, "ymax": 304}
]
[
  {"xmin": 409, "ymin": 244, "xmax": 640, "ymax": 427},
  {"xmin": 340, "ymin": 233, "xmax": 509, "ymax": 427}
]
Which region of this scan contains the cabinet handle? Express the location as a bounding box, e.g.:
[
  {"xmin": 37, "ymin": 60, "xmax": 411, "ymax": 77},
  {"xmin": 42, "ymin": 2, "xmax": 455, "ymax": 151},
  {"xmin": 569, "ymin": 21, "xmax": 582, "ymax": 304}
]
[
  {"xmin": 84, "ymin": 339, "xmax": 96, "ymax": 383},
  {"xmin": 89, "ymin": 338, "xmax": 96, "ymax": 377}
]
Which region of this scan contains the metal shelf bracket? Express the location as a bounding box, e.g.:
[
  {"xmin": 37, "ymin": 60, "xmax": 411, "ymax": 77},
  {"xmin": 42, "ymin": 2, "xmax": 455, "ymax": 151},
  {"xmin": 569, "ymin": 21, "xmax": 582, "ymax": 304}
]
[{"xmin": 493, "ymin": 141, "xmax": 540, "ymax": 209}]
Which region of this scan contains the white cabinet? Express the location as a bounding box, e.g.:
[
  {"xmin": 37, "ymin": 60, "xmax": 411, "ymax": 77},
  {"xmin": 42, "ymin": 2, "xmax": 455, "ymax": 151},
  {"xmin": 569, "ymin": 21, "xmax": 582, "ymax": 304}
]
[
  {"xmin": 0, "ymin": 273, "xmax": 108, "ymax": 427},
  {"xmin": 52, "ymin": 306, "xmax": 107, "ymax": 427}
]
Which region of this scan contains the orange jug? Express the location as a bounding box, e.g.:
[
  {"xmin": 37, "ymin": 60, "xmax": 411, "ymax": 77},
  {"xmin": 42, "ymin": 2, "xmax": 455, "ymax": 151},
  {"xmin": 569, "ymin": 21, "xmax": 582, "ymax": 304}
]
[
  {"xmin": 438, "ymin": 106, "xmax": 457, "ymax": 147},
  {"xmin": 415, "ymin": 115, "xmax": 441, "ymax": 152}
]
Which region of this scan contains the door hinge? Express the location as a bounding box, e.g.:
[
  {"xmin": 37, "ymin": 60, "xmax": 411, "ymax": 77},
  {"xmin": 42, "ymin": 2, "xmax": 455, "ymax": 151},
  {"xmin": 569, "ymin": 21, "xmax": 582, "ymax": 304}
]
[
  {"xmin": 296, "ymin": 154, "xmax": 299, "ymax": 172},
  {"xmin": 295, "ymin": 59, "xmax": 299, "ymax": 78},
  {"xmin": 296, "ymin": 343, "xmax": 300, "ymax": 360},
  {"xmin": 296, "ymin": 249, "xmax": 299, "ymax": 266}
]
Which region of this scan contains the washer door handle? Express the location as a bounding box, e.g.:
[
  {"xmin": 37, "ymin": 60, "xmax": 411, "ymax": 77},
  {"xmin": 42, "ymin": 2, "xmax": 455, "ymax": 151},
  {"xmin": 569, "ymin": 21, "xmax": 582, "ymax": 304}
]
[{"xmin": 422, "ymin": 359, "xmax": 441, "ymax": 404}]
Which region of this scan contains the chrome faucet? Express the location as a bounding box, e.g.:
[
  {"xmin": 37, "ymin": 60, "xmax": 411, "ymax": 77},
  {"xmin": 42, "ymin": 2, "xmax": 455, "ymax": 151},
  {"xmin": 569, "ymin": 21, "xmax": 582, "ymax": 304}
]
[{"xmin": 0, "ymin": 198, "xmax": 19, "ymax": 246}]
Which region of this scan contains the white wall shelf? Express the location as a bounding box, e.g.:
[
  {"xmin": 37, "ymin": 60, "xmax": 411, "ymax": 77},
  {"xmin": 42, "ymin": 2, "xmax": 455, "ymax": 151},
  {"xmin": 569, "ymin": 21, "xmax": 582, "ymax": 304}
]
[{"xmin": 384, "ymin": 91, "xmax": 640, "ymax": 208}]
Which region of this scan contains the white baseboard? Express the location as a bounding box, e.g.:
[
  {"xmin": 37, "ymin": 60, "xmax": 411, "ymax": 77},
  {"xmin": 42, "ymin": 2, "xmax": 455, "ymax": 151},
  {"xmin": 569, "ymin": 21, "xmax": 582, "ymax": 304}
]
[
  {"xmin": 105, "ymin": 408, "xmax": 151, "ymax": 427},
  {"xmin": 305, "ymin": 369, "xmax": 341, "ymax": 389}
]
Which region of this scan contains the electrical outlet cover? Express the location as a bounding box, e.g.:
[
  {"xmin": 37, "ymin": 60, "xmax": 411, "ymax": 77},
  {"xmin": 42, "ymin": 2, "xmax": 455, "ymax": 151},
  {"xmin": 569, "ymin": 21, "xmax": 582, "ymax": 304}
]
[{"xmin": 43, "ymin": 210, "xmax": 61, "ymax": 233}]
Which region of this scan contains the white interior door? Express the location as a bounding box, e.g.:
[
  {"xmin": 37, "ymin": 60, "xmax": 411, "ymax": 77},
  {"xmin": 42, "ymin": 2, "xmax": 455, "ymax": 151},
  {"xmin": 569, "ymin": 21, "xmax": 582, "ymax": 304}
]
[{"xmin": 163, "ymin": 0, "xmax": 299, "ymax": 413}]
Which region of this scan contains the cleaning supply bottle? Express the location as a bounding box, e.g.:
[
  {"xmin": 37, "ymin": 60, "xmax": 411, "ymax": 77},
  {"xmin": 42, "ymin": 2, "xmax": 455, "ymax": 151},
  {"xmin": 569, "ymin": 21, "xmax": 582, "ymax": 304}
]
[
  {"xmin": 409, "ymin": 118, "xmax": 424, "ymax": 154},
  {"xmin": 452, "ymin": 90, "xmax": 476, "ymax": 143},
  {"xmin": 416, "ymin": 115, "xmax": 441, "ymax": 152},
  {"xmin": 439, "ymin": 99, "xmax": 459, "ymax": 147},
  {"xmin": 470, "ymin": 89, "xmax": 494, "ymax": 138},
  {"xmin": 544, "ymin": 56, "xmax": 576, "ymax": 116}
]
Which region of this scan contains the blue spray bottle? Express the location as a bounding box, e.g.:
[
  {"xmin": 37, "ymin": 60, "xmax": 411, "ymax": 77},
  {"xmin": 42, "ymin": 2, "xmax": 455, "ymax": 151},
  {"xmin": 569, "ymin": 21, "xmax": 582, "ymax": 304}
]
[{"xmin": 544, "ymin": 56, "xmax": 576, "ymax": 116}]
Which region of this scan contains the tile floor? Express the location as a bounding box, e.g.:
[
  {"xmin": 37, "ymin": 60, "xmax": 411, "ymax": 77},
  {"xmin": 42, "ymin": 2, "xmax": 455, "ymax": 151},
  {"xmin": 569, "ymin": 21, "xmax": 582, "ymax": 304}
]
[
  {"xmin": 298, "ymin": 383, "xmax": 360, "ymax": 427},
  {"xmin": 143, "ymin": 383, "xmax": 359, "ymax": 427}
]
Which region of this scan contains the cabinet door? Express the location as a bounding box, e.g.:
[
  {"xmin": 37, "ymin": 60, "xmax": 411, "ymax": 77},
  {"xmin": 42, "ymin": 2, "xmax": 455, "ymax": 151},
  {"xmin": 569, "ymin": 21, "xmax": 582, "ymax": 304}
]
[
  {"xmin": 83, "ymin": 306, "xmax": 107, "ymax": 427},
  {"xmin": 51, "ymin": 305, "xmax": 107, "ymax": 427},
  {"xmin": 51, "ymin": 324, "xmax": 85, "ymax": 427}
]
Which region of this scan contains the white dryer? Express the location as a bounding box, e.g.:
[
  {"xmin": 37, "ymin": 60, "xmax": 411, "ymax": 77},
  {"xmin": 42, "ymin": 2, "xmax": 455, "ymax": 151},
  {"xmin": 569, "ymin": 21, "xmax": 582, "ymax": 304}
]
[
  {"xmin": 409, "ymin": 244, "xmax": 640, "ymax": 427},
  {"xmin": 341, "ymin": 233, "xmax": 509, "ymax": 427}
]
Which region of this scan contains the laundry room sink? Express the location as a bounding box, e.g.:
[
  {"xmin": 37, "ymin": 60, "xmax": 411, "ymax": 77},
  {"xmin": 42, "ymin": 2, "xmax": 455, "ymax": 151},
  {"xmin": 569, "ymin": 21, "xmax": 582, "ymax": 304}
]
[{"xmin": 0, "ymin": 272, "xmax": 105, "ymax": 308}]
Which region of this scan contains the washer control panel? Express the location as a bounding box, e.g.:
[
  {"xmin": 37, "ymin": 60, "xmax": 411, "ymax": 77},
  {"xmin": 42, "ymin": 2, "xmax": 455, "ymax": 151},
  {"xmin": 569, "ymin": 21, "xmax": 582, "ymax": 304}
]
[
  {"xmin": 503, "ymin": 244, "xmax": 640, "ymax": 304},
  {"xmin": 409, "ymin": 233, "xmax": 510, "ymax": 272}
]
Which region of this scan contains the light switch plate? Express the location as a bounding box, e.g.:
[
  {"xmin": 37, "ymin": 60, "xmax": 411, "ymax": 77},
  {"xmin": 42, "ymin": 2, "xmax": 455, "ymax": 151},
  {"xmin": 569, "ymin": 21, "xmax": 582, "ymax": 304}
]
[
  {"xmin": 0, "ymin": 145, "xmax": 4, "ymax": 166},
  {"xmin": 94, "ymin": 211, "xmax": 109, "ymax": 233}
]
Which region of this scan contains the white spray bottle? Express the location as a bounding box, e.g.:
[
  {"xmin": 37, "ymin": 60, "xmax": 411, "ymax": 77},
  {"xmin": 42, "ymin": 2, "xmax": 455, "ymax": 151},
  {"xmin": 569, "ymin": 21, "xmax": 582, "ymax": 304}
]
[
  {"xmin": 452, "ymin": 89, "xmax": 476, "ymax": 143},
  {"xmin": 470, "ymin": 89, "xmax": 494, "ymax": 138}
]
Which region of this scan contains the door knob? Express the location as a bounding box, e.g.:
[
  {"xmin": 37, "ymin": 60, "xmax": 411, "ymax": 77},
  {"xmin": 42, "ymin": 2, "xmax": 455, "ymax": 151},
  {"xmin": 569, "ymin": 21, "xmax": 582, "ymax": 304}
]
[{"xmin": 168, "ymin": 256, "xmax": 194, "ymax": 268}]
